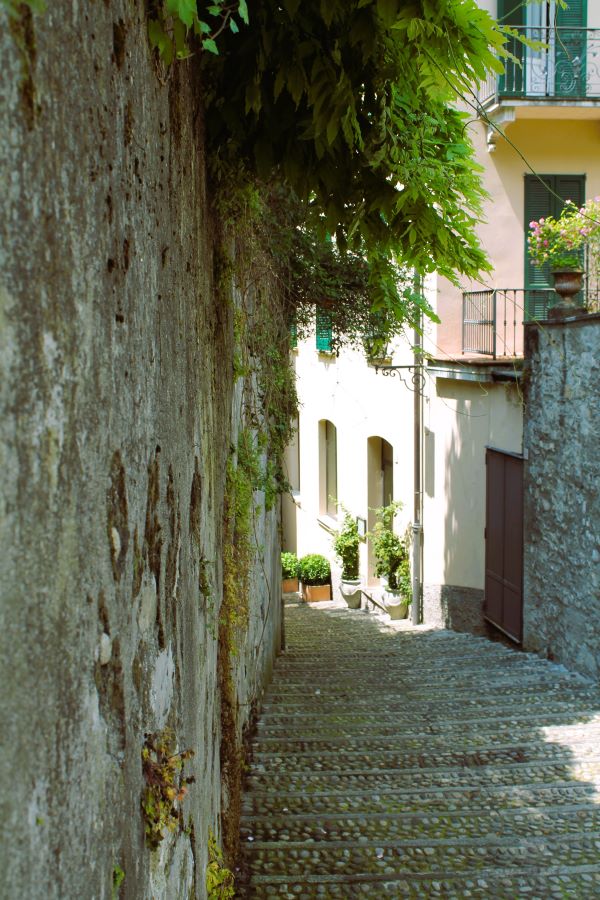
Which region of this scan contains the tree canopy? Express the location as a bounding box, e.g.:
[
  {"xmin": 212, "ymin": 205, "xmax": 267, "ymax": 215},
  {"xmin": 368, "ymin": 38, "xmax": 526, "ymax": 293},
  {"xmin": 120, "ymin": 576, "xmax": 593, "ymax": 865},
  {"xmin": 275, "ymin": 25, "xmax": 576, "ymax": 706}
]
[{"xmin": 203, "ymin": 0, "xmax": 507, "ymax": 285}]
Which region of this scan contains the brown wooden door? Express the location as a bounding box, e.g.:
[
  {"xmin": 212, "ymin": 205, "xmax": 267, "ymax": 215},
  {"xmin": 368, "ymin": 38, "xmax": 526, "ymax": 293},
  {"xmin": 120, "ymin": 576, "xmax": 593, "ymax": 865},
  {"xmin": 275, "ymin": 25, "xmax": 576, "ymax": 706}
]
[{"xmin": 484, "ymin": 448, "xmax": 524, "ymax": 643}]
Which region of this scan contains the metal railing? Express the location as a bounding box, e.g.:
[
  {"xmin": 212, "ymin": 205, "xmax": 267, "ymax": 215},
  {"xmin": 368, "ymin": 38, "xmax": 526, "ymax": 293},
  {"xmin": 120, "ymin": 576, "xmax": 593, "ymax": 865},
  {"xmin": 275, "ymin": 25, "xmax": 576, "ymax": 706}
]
[
  {"xmin": 477, "ymin": 27, "xmax": 600, "ymax": 107},
  {"xmin": 462, "ymin": 288, "xmax": 561, "ymax": 358}
]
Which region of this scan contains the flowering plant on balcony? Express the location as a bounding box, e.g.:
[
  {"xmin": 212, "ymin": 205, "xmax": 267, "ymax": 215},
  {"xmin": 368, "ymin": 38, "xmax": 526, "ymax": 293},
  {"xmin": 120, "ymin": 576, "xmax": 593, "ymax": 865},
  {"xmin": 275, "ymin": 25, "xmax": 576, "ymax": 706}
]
[{"xmin": 528, "ymin": 198, "xmax": 600, "ymax": 272}]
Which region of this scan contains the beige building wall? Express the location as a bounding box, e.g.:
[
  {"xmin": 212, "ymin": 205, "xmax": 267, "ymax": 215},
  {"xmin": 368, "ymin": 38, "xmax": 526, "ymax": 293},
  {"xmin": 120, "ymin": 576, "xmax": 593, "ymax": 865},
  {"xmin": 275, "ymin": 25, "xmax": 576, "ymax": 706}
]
[
  {"xmin": 283, "ymin": 335, "xmax": 415, "ymax": 591},
  {"xmin": 434, "ymin": 117, "xmax": 600, "ymax": 359},
  {"xmin": 423, "ymin": 377, "xmax": 523, "ymax": 590}
]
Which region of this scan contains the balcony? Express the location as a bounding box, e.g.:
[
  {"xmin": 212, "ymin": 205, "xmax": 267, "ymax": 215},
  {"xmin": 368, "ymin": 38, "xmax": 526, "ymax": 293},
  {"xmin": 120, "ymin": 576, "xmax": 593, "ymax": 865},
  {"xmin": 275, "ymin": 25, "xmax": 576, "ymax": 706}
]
[
  {"xmin": 462, "ymin": 287, "xmax": 600, "ymax": 358},
  {"xmin": 478, "ymin": 27, "xmax": 600, "ymax": 109}
]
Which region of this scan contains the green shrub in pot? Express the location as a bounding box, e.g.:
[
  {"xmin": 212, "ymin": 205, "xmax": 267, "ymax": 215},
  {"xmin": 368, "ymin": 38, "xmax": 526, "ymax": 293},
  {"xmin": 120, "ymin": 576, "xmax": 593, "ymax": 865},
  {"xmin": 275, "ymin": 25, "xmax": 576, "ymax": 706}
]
[
  {"xmin": 298, "ymin": 554, "xmax": 331, "ymax": 586},
  {"xmin": 281, "ymin": 552, "xmax": 300, "ymax": 580},
  {"xmin": 370, "ymin": 501, "xmax": 410, "ymax": 595},
  {"xmin": 332, "ymin": 511, "xmax": 360, "ymax": 579}
]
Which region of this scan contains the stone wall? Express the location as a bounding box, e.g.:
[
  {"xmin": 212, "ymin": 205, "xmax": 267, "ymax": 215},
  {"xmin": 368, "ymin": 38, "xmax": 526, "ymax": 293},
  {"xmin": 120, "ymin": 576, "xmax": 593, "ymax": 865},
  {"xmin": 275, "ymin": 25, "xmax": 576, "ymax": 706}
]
[
  {"xmin": 0, "ymin": 4, "xmax": 282, "ymax": 898},
  {"xmin": 522, "ymin": 314, "xmax": 600, "ymax": 680},
  {"xmin": 423, "ymin": 584, "xmax": 487, "ymax": 636}
]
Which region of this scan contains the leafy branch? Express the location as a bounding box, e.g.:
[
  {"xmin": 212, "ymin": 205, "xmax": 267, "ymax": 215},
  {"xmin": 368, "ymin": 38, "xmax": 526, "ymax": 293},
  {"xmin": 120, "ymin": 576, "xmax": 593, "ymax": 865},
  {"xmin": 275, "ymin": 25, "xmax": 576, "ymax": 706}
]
[{"xmin": 148, "ymin": 0, "xmax": 248, "ymax": 63}]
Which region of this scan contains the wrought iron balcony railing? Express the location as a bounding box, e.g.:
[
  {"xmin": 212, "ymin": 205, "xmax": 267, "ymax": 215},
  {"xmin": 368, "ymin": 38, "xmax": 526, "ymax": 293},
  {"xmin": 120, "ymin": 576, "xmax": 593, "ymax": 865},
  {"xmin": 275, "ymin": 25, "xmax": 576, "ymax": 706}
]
[
  {"xmin": 477, "ymin": 27, "xmax": 600, "ymax": 107},
  {"xmin": 463, "ymin": 286, "xmax": 600, "ymax": 358}
]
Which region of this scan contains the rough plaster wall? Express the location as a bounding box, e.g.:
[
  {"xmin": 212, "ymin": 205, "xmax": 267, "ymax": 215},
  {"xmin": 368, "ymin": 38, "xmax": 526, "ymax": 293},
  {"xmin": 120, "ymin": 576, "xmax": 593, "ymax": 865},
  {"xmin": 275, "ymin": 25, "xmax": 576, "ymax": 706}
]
[
  {"xmin": 0, "ymin": 3, "xmax": 281, "ymax": 898},
  {"xmin": 522, "ymin": 317, "xmax": 600, "ymax": 680}
]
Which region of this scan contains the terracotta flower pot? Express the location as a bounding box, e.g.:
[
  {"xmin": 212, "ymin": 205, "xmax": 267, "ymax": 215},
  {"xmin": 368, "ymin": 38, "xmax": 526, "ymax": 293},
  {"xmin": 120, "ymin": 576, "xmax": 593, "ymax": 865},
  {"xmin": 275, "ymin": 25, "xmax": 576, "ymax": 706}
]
[
  {"xmin": 282, "ymin": 577, "xmax": 299, "ymax": 593},
  {"xmin": 552, "ymin": 270, "xmax": 584, "ymax": 305},
  {"xmin": 302, "ymin": 583, "xmax": 331, "ymax": 602}
]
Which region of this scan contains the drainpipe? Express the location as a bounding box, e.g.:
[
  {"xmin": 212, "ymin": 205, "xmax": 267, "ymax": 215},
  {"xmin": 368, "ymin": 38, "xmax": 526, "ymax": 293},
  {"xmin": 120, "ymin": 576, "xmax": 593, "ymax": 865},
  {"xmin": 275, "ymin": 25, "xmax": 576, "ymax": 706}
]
[{"xmin": 412, "ymin": 274, "xmax": 423, "ymax": 625}]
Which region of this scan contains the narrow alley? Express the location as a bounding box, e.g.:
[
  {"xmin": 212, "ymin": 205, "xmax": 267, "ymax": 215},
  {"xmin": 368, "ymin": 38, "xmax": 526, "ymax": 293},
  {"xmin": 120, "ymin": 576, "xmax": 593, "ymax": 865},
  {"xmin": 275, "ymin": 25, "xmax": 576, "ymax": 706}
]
[{"xmin": 239, "ymin": 600, "xmax": 600, "ymax": 898}]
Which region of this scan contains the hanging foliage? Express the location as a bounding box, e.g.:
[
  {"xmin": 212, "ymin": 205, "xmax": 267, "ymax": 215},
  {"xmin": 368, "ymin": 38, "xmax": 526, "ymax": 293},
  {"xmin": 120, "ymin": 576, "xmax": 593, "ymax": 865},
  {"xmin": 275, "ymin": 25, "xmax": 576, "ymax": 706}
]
[{"xmin": 202, "ymin": 0, "xmax": 509, "ymax": 292}]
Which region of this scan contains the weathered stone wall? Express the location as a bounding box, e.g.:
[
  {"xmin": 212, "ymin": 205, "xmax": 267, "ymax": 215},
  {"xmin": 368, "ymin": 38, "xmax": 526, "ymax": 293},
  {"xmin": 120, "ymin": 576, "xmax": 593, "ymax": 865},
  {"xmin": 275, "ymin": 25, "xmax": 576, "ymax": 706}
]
[
  {"xmin": 522, "ymin": 315, "xmax": 600, "ymax": 680},
  {"xmin": 423, "ymin": 584, "xmax": 487, "ymax": 636},
  {"xmin": 0, "ymin": 4, "xmax": 282, "ymax": 898}
]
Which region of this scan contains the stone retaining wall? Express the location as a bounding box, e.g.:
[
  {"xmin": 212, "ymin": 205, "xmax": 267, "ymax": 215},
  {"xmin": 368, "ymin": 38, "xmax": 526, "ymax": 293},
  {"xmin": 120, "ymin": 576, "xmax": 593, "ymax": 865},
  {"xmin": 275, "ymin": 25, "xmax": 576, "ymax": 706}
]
[
  {"xmin": 0, "ymin": 4, "xmax": 281, "ymax": 897},
  {"xmin": 522, "ymin": 314, "xmax": 600, "ymax": 680}
]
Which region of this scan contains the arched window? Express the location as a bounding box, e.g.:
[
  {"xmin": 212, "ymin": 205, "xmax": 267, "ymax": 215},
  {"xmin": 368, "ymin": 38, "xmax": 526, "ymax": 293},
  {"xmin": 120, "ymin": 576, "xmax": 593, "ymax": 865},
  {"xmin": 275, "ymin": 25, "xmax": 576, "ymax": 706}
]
[{"xmin": 318, "ymin": 420, "xmax": 337, "ymax": 518}]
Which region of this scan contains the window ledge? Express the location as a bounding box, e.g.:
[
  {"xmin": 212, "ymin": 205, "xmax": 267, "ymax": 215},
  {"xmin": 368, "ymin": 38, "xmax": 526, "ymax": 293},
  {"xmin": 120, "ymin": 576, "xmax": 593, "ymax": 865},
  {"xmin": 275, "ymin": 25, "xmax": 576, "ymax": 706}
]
[{"xmin": 317, "ymin": 515, "xmax": 338, "ymax": 534}]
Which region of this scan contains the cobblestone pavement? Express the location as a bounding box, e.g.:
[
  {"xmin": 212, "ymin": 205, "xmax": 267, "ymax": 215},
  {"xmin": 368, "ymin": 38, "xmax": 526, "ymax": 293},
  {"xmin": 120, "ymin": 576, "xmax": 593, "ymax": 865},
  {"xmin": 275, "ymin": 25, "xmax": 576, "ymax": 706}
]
[{"xmin": 238, "ymin": 599, "xmax": 600, "ymax": 898}]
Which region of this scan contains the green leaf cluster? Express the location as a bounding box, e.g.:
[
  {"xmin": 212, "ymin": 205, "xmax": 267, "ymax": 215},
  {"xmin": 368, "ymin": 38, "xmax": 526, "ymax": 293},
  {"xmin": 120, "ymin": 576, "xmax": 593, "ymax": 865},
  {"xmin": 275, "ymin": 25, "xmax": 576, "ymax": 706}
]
[
  {"xmin": 332, "ymin": 510, "xmax": 360, "ymax": 579},
  {"xmin": 148, "ymin": 0, "xmax": 249, "ymax": 63},
  {"xmin": 369, "ymin": 500, "xmax": 410, "ymax": 593},
  {"xmin": 204, "ymin": 0, "xmax": 509, "ymax": 298},
  {"xmin": 281, "ymin": 552, "xmax": 300, "ymax": 579},
  {"xmin": 141, "ymin": 730, "xmax": 195, "ymax": 851},
  {"xmin": 111, "ymin": 866, "xmax": 125, "ymax": 900},
  {"xmin": 298, "ymin": 554, "xmax": 331, "ymax": 586},
  {"xmin": 206, "ymin": 829, "xmax": 235, "ymax": 899}
]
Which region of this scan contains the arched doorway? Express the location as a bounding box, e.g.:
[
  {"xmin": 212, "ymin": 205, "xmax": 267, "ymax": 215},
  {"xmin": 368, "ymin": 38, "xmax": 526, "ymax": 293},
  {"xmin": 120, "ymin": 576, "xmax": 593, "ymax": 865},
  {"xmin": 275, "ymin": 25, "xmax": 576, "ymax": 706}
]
[{"xmin": 367, "ymin": 436, "xmax": 394, "ymax": 584}]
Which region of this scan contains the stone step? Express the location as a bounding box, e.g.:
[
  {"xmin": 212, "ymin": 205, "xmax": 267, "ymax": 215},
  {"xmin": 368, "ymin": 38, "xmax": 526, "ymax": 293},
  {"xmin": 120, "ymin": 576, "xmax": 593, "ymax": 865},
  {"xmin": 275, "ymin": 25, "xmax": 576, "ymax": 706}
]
[
  {"xmin": 246, "ymin": 758, "xmax": 600, "ymax": 793},
  {"xmin": 245, "ymin": 866, "xmax": 600, "ymax": 898},
  {"xmin": 251, "ymin": 727, "xmax": 600, "ymax": 755},
  {"xmin": 241, "ymin": 779, "xmax": 598, "ymax": 816},
  {"xmin": 248, "ymin": 745, "xmax": 600, "ymax": 775},
  {"xmin": 254, "ymin": 716, "xmax": 600, "ymax": 743},
  {"xmin": 240, "ymin": 601, "xmax": 600, "ymax": 897},
  {"xmin": 262, "ymin": 676, "xmax": 590, "ymax": 701},
  {"xmin": 243, "ymin": 832, "xmax": 600, "ymax": 878},
  {"xmin": 240, "ymin": 803, "xmax": 600, "ymax": 844}
]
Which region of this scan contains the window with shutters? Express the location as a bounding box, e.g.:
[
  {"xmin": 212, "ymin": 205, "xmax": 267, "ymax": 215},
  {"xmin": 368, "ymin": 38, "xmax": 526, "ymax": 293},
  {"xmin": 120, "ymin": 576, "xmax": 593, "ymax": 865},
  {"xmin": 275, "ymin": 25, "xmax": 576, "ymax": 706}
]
[
  {"xmin": 497, "ymin": 0, "xmax": 591, "ymax": 99},
  {"xmin": 524, "ymin": 173, "xmax": 586, "ymax": 318},
  {"xmin": 315, "ymin": 308, "xmax": 333, "ymax": 353}
]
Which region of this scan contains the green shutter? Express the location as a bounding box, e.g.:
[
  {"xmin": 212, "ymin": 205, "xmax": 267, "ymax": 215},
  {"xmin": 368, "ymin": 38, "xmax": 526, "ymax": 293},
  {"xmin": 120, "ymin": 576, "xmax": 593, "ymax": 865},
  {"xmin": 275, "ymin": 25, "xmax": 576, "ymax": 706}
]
[
  {"xmin": 524, "ymin": 175, "xmax": 555, "ymax": 297},
  {"xmin": 498, "ymin": 0, "xmax": 524, "ymax": 95},
  {"xmin": 524, "ymin": 173, "xmax": 586, "ymax": 318},
  {"xmin": 556, "ymin": 0, "xmax": 586, "ymax": 29},
  {"xmin": 555, "ymin": 175, "xmax": 585, "ymax": 214},
  {"xmin": 315, "ymin": 308, "xmax": 332, "ymax": 352},
  {"xmin": 556, "ymin": 0, "xmax": 587, "ymax": 96},
  {"xmin": 290, "ymin": 320, "xmax": 298, "ymax": 349}
]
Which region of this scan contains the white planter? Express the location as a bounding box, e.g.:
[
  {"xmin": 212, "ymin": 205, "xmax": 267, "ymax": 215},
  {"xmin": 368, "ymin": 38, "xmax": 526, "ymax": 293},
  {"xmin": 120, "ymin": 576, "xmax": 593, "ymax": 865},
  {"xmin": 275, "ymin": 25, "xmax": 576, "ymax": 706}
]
[
  {"xmin": 340, "ymin": 577, "xmax": 362, "ymax": 609},
  {"xmin": 384, "ymin": 589, "xmax": 409, "ymax": 620}
]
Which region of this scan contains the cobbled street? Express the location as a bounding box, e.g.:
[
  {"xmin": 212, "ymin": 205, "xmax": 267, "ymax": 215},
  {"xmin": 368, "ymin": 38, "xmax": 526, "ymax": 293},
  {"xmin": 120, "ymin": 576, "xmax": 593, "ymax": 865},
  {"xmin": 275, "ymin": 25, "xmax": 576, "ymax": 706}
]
[{"xmin": 239, "ymin": 599, "xmax": 600, "ymax": 898}]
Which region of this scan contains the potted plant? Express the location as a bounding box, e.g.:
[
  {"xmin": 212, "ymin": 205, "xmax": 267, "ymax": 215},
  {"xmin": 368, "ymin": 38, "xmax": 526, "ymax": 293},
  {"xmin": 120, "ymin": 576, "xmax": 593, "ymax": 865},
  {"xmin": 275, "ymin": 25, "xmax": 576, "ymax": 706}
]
[
  {"xmin": 298, "ymin": 553, "xmax": 331, "ymax": 602},
  {"xmin": 332, "ymin": 510, "xmax": 362, "ymax": 609},
  {"xmin": 369, "ymin": 501, "xmax": 411, "ymax": 619},
  {"xmin": 528, "ymin": 198, "xmax": 600, "ymax": 308},
  {"xmin": 281, "ymin": 551, "xmax": 300, "ymax": 593}
]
